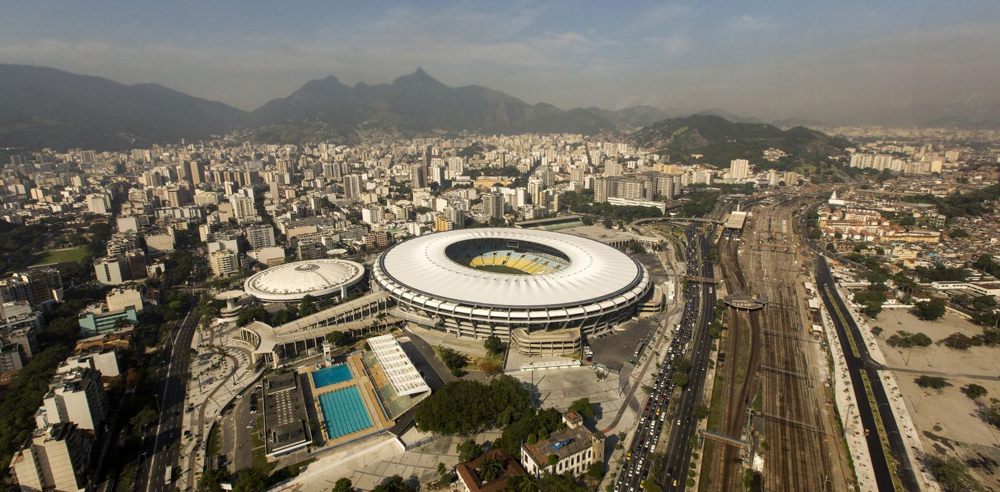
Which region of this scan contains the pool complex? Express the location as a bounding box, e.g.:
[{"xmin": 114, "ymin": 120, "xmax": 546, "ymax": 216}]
[
  {"xmin": 317, "ymin": 386, "xmax": 373, "ymax": 438},
  {"xmin": 312, "ymin": 363, "xmax": 353, "ymax": 388}
]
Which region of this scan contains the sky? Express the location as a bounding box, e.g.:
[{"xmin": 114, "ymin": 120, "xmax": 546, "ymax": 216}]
[{"xmin": 2, "ymin": 0, "xmax": 999, "ymax": 124}]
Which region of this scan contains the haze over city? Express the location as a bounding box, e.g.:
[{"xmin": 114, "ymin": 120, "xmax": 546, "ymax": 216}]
[
  {"xmin": 1, "ymin": 3, "xmax": 1000, "ymax": 492},
  {"xmin": 2, "ymin": 0, "xmax": 1000, "ymax": 124}
]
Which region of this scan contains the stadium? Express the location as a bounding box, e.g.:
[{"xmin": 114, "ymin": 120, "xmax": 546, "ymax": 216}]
[
  {"xmin": 243, "ymin": 258, "xmax": 366, "ymax": 303},
  {"xmin": 372, "ymin": 228, "xmax": 657, "ymax": 350}
]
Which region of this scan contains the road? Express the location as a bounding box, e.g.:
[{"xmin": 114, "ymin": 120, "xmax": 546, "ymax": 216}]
[
  {"xmin": 612, "ymin": 225, "xmax": 715, "ymax": 492},
  {"xmin": 136, "ymin": 303, "xmax": 201, "ymax": 492},
  {"xmin": 657, "ymin": 228, "xmax": 716, "ymax": 491},
  {"xmin": 817, "ymin": 255, "xmax": 918, "ymax": 491}
]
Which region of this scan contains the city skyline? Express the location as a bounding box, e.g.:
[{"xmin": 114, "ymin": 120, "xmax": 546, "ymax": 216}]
[{"xmin": 2, "ymin": 1, "xmax": 999, "ymax": 124}]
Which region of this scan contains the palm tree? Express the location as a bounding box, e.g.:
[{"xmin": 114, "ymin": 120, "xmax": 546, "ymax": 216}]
[{"xmin": 478, "ymin": 456, "xmax": 506, "ymax": 482}]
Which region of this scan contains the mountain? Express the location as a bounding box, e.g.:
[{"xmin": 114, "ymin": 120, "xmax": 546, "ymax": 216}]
[
  {"xmin": 693, "ymin": 108, "xmax": 763, "ymax": 124},
  {"xmin": 251, "ymin": 68, "xmax": 616, "ymax": 138},
  {"xmin": 631, "ymin": 114, "xmax": 849, "ymax": 170},
  {"xmin": 0, "ymin": 64, "xmax": 247, "ymax": 150}
]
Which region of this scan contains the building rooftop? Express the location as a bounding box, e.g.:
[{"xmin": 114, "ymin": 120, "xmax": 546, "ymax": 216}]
[
  {"xmin": 522, "ymin": 424, "xmax": 596, "ymax": 466},
  {"xmin": 243, "ymin": 259, "xmax": 365, "ymax": 302}
]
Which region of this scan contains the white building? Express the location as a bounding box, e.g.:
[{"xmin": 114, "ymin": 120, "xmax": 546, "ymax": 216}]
[
  {"xmin": 37, "ymin": 367, "xmax": 108, "ymax": 432},
  {"xmin": 209, "ymin": 249, "xmax": 240, "ymax": 277},
  {"xmin": 729, "ymin": 159, "xmax": 750, "ymax": 181},
  {"xmin": 10, "ymin": 423, "xmax": 92, "ymax": 492}
]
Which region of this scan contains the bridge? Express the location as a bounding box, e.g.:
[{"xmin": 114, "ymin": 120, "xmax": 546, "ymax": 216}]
[
  {"xmin": 236, "ymin": 291, "xmax": 396, "ymax": 368},
  {"xmin": 723, "ymin": 293, "xmax": 766, "ymax": 310},
  {"xmin": 700, "ymin": 430, "xmax": 750, "ymax": 449}
]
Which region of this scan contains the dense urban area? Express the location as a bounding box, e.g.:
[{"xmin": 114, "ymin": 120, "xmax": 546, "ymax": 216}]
[{"xmin": 0, "ymin": 114, "xmax": 997, "ymax": 492}]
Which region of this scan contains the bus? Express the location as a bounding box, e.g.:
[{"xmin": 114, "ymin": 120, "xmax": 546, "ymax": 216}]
[{"xmin": 164, "ymin": 465, "xmax": 174, "ymax": 483}]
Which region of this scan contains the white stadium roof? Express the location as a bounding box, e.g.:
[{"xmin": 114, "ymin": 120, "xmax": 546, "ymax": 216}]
[
  {"xmin": 376, "ymin": 228, "xmax": 644, "ymax": 308},
  {"xmin": 243, "ymin": 259, "xmax": 365, "ymax": 302},
  {"xmin": 366, "ymin": 334, "xmax": 431, "ymax": 396}
]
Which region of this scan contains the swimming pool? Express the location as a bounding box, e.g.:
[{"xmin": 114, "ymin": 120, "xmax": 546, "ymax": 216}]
[
  {"xmin": 312, "ymin": 364, "xmax": 352, "ymax": 388},
  {"xmin": 318, "ymin": 386, "xmax": 373, "ymax": 438}
]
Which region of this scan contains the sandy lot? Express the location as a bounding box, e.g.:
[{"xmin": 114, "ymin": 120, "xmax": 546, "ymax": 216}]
[
  {"xmin": 876, "ymin": 309, "xmax": 1000, "ymax": 377},
  {"xmin": 873, "ymin": 308, "xmax": 1000, "ymax": 487}
]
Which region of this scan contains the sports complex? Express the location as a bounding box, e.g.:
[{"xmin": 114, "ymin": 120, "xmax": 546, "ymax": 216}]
[
  {"xmin": 243, "ymin": 258, "xmax": 365, "ymax": 303},
  {"xmin": 371, "ymin": 228, "xmax": 658, "ymax": 352}
]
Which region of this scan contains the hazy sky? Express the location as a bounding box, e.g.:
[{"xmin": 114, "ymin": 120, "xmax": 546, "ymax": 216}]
[{"xmin": 2, "ymin": 1, "xmax": 999, "ymax": 123}]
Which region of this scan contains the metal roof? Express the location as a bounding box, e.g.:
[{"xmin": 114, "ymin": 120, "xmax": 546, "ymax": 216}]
[
  {"xmin": 377, "ymin": 228, "xmax": 643, "ymax": 308},
  {"xmin": 243, "ymin": 259, "xmax": 365, "ymax": 302}
]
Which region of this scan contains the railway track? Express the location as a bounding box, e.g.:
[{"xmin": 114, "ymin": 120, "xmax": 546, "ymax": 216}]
[
  {"xmin": 743, "ymin": 204, "xmax": 837, "ymax": 491},
  {"xmin": 706, "ymin": 237, "xmax": 761, "ymax": 491}
]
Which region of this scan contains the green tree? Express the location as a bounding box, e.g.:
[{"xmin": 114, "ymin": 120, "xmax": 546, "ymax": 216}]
[
  {"xmin": 478, "ymin": 455, "xmax": 506, "ymax": 482},
  {"xmin": 372, "ymin": 475, "xmax": 415, "ymax": 492},
  {"xmin": 331, "ymin": 477, "xmax": 353, "ymax": 492},
  {"xmin": 963, "ymin": 384, "xmax": 987, "ymax": 400},
  {"xmin": 197, "ymin": 469, "xmax": 229, "ymax": 492},
  {"xmin": 326, "ymin": 331, "xmax": 353, "ymax": 347},
  {"xmin": 568, "ymin": 398, "xmax": 595, "ymax": 421},
  {"xmin": 925, "ymin": 455, "xmax": 985, "ymax": 492},
  {"xmin": 941, "ymin": 333, "xmax": 974, "ymax": 350},
  {"xmin": 915, "ymin": 375, "xmax": 950, "ymax": 390},
  {"xmin": 484, "ymin": 334, "xmax": 504, "ymax": 356},
  {"xmin": 912, "ymin": 298, "xmax": 946, "ymax": 321},
  {"xmin": 233, "ymin": 468, "xmax": 268, "ymax": 492},
  {"xmin": 457, "ymin": 439, "xmax": 484, "ymax": 462}
]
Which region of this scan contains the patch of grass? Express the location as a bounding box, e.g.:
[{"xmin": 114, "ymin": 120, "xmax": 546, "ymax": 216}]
[{"xmin": 35, "ymin": 246, "xmax": 89, "ymax": 265}]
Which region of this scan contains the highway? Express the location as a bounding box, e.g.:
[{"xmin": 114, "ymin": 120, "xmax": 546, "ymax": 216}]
[
  {"xmin": 135, "ymin": 302, "xmax": 201, "ymax": 492},
  {"xmin": 816, "ymin": 255, "xmax": 918, "ymax": 491},
  {"xmin": 658, "ymin": 228, "xmax": 716, "ymax": 491},
  {"xmin": 612, "ymin": 225, "xmax": 715, "ymax": 492}
]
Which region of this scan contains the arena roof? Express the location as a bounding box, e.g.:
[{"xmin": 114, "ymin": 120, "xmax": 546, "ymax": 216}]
[
  {"xmin": 366, "ymin": 334, "xmax": 430, "ymax": 396},
  {"xmin": 243, "ymin": 259, "xmax": 365, "ymax": 302},
  {"xmin": 376, "ymin": 228, "xmax": 644, "ymax": 308}
]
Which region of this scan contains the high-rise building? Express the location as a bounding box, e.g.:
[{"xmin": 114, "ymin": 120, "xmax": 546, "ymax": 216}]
[
  {"xmin": 244, "ymin": 225, "xmax": 276, "ymax": 250},
  {"xmin": 593, "ymin": 177, "xmax": 609, "ymax": 203},
  {"xmin": 11, "ymin": 423, "xmax": 93, "ymax": 492},
  {"xmin": 410, "ymin": 163, "xmax": 427, "ymax": 189},
  {"xmin": 729, "ymin": 159, "xmax": 750, "ymax": 180},
  {"xmin": 482, "ymin": 193, "xmax": 504, "ymax": 220},
  {"xmin": 38, "ymin": 367, "xmax": 108, "ymax": 431},
  {"xmin": 188, "ymin": 161, "xmax": 206, "ymax": 186},
  {"xmin": 209, "ymin": 249, "xmax": 240, "ymax": 277},
  {"xmin": 0, "ymin": 268, "xmax": 64, "ymax": 307},
  {"xmin": 344, "ymin": 174, "xmax": 363, "ymax": 199}
]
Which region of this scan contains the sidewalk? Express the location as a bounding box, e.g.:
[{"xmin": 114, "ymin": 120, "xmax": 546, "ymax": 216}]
[{"xmin": 836, "ymin": 287, "xmax": 941, "ymax": 492}]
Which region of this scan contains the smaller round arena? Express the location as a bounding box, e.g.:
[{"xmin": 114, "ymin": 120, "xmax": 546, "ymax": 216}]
[{"xmin": 243, "ymin": 259, "xmax": 365, "ymax": 303}]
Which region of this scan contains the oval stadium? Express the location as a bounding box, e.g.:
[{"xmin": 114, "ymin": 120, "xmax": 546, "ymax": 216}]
[
  {"xmin": 372, "ymin": 228, "xmax": 658, "ymax": 352},
  {"xmin": 243, "ymin": 258, "xmax": 366, "ymax": 303}
]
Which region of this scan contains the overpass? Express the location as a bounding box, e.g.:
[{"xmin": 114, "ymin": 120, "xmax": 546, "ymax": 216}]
[{"xmin": 236, "ymin": 291, "xmax": 396, "ymax": 368}]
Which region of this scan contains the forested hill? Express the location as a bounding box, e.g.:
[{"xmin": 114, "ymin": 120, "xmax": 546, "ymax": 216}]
[{"xmin": 630, "ymin": 114, "xmax": 850, "ymax": 170}]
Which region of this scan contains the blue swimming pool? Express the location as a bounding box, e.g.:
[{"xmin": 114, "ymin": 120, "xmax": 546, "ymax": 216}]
[
  {"xmin": 312, "ymin": 364, "xmax": 352, "ymax": 388},
  {"xmin": 318, "ymin": 386, "xmax": 373, "ymax": 438}
]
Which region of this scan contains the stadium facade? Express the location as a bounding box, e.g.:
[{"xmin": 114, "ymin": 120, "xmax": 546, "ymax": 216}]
[{"xmin": 372, "ymin": 228, "xmax": 656, "ymax": 348}]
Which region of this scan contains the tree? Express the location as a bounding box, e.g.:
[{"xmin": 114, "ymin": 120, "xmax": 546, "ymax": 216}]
[
  {"xmin": 457, "ymin": 439, "xmax": 484, "ymax": 462},
  {"xmin": 568, "ymin": 398, "xmax": 596, "ymax": 421},
  {"xmin": 198, "ymin": 469, "xmax": 229, "ymax": 492},
  {"xmin": 331, "ymin": 477, "xmax": 353, "ymax": 492},
  {"xmin": 693, "ymin": 405, "xmax": 710, "ymax": 420},
  {"xmin": 941, "ymin": 333, "xmax": 974, "ymax": 350},
  {"xmin": 912, "ymin": 298, "xmax": 946, "ymax": 321},
  {"xmin": 871, "ymin": 326, "xmax": 884, "ymax": 337},
  {"xmin": 925, "ymin": 455, "xmax": 985, "ymax": 492},
  {"xmin": 603, "ymin": 217, "xmax": 613, "ymax": 229},
  {"xmin": 915, "ymin": 375, "xmax": 950, "ymax": 390},
  {"xmin": 437, "ymin": 346, "xmax": 468, "ymax": 376},
  {"xmin": 233, "ymin": 468, "xmax": 268, "ymax": 492},
  {"xmin": 484, "ymin": 335, "xmax": 504, "ymax": 356},
  {"xmin": 372, "ymin": 475, "xmax": 415, "ymax": 492},
  {"xmin": 963, "ymin": 384, "xmax": 987, "ymax": 400},
  {"xmin": 586, "ymin": 462, "xmax": 606, "ymax": 480},
  {"xmin": 547, "ymin": 454, "xmax": 559, "ymax": 467},
  {"xmin": 478, "ymin": 455, "xmax": 506, "ymax": 482},
  {"xmin": 326, "ymin": 331, "xmax": 353, "ymax": 347}
]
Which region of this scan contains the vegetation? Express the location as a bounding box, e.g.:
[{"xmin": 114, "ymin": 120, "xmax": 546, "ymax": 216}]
[
  {"xmin": 854, "ymin": 285, "xmax": 888, "ymax": 318},
  {"xmin": 560, "ymin": 190, "xmax": 663, "ymax": 223},
  {"xmin": 679, "ymin": 190, "xmax": 720, "ymax": 217},
  {"xmin": 973, "ymin": 254, "xmax": 1000, "ymax": 279},
  {"xmin": 886, "ymin": 330, "xmax": 932, "ymax": 348},
  {"xmin": 413, "ymin": 376, "xmax": 532, "ymax": 435},
  {"xmin": 506, "ymin": 472, "xmax": 587, "ymax": 491},
  {"xmin": 457, "ymin": 439, "xmax": 484, "ymax": 462},
  {"xmin": 568, "ymin": 398, "xmax": 596, "ymax": 422},
  {"xmin": 940, "ymin": 333, "xmax": 976, "ymax": 350},
  {"xmin": 484, "ymin": 334, "xmax": 504, "ymax": 356},
  {"xmin": 912, "ymin": 298, "xmax": 946, "ymax": 320},
  {"xmin": 910, "ymin": 183, "xmax": 1000, "ymax": 218},
  {"xmin": 372, "ymin": 475, "xmax": 417, "ymax": 492},
  {"xmin": 914, "ymin": 375, "xmax": 950, "ymax": 390},
  {"xmin": 962, "ymin": 384, "xmax": 987, "ymax": 400},
  {"xmin": 437, "ymin": 346, "xmax": 468, "ymax": 376},
  {"xmin": 951, "ymin": 294, "xmax": 999, "ymax": 327},
  {"xmin": 495, "ymin": 407, "xmax": 563, "ymax": 456},
  {"xmin": 924, "ymin": 454, "xmax": 986, "ymax": 492},
  {"xmin": 914, "ymin": 263, "xmax": 968, "ymax": 282}
]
